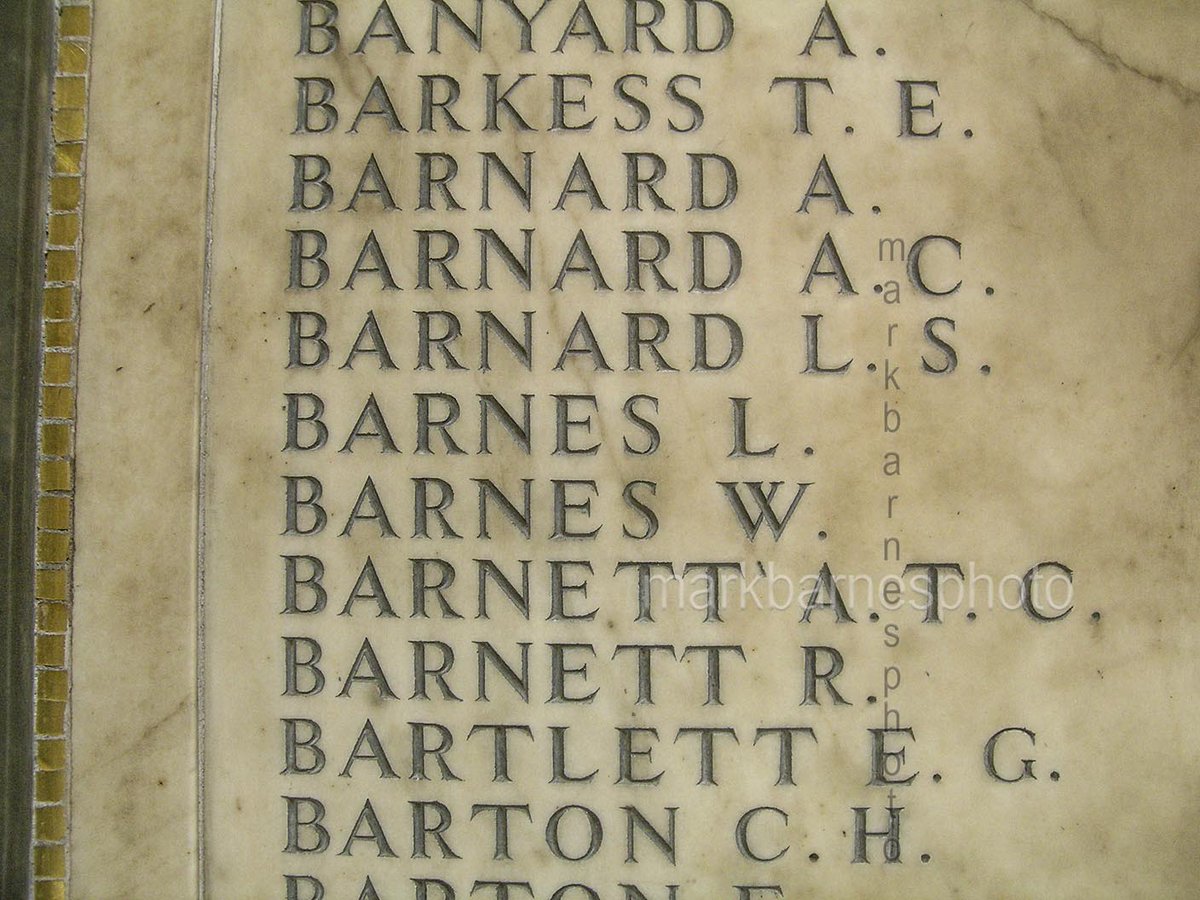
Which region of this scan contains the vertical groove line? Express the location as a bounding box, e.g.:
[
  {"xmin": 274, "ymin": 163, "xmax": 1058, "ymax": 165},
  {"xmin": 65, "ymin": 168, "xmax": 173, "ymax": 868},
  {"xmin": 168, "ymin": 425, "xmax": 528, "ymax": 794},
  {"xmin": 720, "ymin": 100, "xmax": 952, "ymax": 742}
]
[{"xmin": 197, "ymin": 0, "xmax": 224, "ymax": 895}]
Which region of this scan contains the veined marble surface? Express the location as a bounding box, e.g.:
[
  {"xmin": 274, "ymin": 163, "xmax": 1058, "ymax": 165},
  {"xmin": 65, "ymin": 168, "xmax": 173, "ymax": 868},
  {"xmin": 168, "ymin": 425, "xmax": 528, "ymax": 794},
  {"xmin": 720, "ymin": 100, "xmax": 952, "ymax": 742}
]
[{"xmin": 70, "ymin": 2, "xmax": 1200, "ymax": 897}]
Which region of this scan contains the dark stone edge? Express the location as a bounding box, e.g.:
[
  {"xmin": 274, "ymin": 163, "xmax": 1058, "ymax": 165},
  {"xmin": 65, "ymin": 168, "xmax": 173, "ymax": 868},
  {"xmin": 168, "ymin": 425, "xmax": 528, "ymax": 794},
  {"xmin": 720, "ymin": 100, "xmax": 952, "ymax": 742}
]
[{"xmin": 0, "ymin": 0, "xmax": 53, "ymax": 894}]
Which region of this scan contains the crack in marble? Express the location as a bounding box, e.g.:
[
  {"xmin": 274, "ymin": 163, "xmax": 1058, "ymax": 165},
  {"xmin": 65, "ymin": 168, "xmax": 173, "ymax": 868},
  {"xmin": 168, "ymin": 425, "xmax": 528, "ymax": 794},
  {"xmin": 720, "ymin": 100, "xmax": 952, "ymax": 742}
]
[
  {"xmin": 1016, "ymin": 0, "xmax": 1200, "ymax": 106},
  {"xmin": 1030, "ymin": 104, "xmax": 1108, "ymax": 257}
]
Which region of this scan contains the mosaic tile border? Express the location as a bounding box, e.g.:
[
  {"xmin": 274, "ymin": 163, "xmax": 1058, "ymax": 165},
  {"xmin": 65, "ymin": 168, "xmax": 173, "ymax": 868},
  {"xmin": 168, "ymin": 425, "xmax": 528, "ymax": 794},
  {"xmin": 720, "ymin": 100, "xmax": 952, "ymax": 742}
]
[{"xmin": 31, "ymin": 3, "xmax": 91, "ymax": 897}]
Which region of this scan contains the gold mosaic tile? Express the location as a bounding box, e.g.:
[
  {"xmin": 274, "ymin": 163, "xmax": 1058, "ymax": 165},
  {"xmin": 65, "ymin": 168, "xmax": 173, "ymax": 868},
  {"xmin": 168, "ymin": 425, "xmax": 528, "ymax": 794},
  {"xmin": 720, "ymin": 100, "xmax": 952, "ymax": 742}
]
[{"xmin": 34, "ymin": 9, "xmax": 91, "ymax": 894}]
